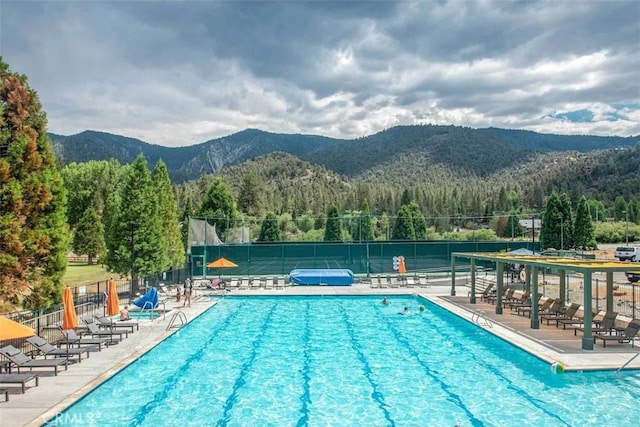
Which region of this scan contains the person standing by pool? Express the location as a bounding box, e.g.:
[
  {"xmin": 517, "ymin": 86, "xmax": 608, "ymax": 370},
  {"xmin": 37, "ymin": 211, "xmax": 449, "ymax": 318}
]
[{"xmin": 183, "ymin": 278, "xmax": 193, "ymax": 307}]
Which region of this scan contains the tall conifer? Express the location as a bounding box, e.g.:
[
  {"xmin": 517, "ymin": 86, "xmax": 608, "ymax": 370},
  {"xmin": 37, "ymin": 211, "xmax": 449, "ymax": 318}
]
[{"xmin": 0, "ymin": 58, "xmax": 69, "ymax": 308}]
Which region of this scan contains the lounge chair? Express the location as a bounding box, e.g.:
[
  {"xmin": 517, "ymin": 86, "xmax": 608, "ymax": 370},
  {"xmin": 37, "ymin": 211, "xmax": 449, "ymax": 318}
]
[
  {"xmin": 59, "ymin": 327, "xmax": 113, "ymax": 350},
  {"xmin": 547, "ymin": 303, "xmax": 581, "ymax": 326},
  {"xmin": 538, "ymin": 299, "xmax": 564, "ymax": 321},
  {"xmin": 0, "ymin": 345, "xmax": 68, "ymax": 376},
  {"xmin": 26, "ymin": 335, "xmax": 98, "ymax": 362},
  {"xmin": 95, "ymin": 315, "xmax": 139, "ymax": 333},
  {"xmin": 594, "ymin": 320, "xmax": 640, "ymax": 347},
  {"xmin": 486, "ymin": 286, "xmax": 515, "ymax": 305},
  {"xmin": 516, "ymin": 297, "xmax": 553, "ymax": 317},
  {"xmin": 82, "ymin": 318, "xmax": 129, "ymax": 341},
  {"xmin": 0, "ymin": 373, "xmax": 39, "ymax": 393},
  {"xmin": 572, "ymin": 311, "xmax": 618, "ymax": 336}
]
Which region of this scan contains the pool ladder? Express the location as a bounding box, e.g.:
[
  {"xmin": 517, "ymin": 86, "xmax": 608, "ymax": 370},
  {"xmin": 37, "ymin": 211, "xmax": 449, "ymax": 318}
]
[
  {"xmin": 167, "ymin": 310, "xmax": 188, "ymax": 331},
  {"xmin": 140, "ymin": 300, "xmax": 166, "ymax": 321},
  {"xmin": 472, "ymin": 309, "xmax": 493, "ymax": 328},
  {"xmin": 616, "ymin": 351, "xmax": 640, "ymax": 373}
]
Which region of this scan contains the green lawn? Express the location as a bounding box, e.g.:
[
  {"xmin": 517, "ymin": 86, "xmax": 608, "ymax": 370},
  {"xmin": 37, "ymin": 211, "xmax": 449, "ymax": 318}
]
[{"xmin": 63, "ymin": 263, "xmax": 113, "ymax": 288}]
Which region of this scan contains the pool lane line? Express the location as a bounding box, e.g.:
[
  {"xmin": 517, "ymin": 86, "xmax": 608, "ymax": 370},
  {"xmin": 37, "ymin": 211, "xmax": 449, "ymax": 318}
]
[
  {"xmin": 130, "ymin": 303, "xmax": 245, "ymax": 425},
  {"xmin": 373, "ymin": 303, "xmax": 484, "ymax": 426},
  {"xmin": 337, "ymin": 302, "xmax": 396, "ymax": 426},
  {"xmin": 295, "ymin": 301, "xmax": 312, "ymax": 427},
  {"xmin": 410, "ymin": 306, "xmax": 571, "ymax": 426},
  {"xmin": 216, "ymin": 303, "xmax": 278, "ymax": 427}
]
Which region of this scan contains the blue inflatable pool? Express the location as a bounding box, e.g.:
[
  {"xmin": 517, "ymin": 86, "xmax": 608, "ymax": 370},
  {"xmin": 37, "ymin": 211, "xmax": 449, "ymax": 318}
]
[{"xmin": 289, "ymin": 269, "xmax": 354, "ymax": 286}]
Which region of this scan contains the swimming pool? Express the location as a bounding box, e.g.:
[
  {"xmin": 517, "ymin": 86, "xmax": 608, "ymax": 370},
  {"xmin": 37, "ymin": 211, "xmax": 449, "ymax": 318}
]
[{"xmin": 48, "ymin": 296, "xmax": 640, "ymax": 426}]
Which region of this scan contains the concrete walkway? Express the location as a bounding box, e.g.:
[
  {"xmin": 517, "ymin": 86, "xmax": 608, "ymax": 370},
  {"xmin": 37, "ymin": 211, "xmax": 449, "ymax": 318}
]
[{"xmin": 1, "ymin": 281, "xmax": 638, "ymax": 427}]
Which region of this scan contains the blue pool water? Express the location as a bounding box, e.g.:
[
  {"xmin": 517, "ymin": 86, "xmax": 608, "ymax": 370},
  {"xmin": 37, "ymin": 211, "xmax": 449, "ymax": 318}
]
[{"xmin": 48, "ymin": 296, "xmax": 640, "ymax": 426}]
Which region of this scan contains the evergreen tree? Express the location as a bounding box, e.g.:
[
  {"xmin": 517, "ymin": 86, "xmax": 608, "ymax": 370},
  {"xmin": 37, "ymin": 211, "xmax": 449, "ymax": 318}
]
[
  {"xmin": 72, "ymin": 207, "xmax": 105, "ymax": 265},
  {"xmin": 360, "ymin": 200, "xmax": 374, "ymax": 241},
  {"xmin": 198, "ymin": 177, "xmax": 236, "ymax": 237},
  {"xmin": 153, "ymin": 160, "xmax": 185, "ymax": 268},
  {"xmin": 238, "ymin": 170, "xmax": 265, "ymax": 217},
  {"xmin": 574, "ymin": 196, "xmax": 596, "ymax": 250},
  {"xmin": 540, "ymin": 193, "xmax": 560, "ymax": 250},
  {"xmin": 505, "ymin": 212, "xmax": 523, "ymax": 238},
  {"xmin": 324, "ymin": 205, "xmax": 342, "ymax": 241},
  {"xmin": 258, "ymin": 212, "xmax": 281, "ymax": 242},
  {"xmin": 105, "ymin": 155, "xmax": 167, "ymax": 284},
  {"xmin": 0, "ymin": 58, "xmax": 70, "ymax": 309},
  {"xmin": 559, "ymin": 193, "xmax": 574, "ymax": 249},
  {"xmin": 408, "ymin": 202, "xmax": 427, "ymax": 239},
  {"xmin": 392, "ymin": 205, "xmax": 416, "ymax": 240}
]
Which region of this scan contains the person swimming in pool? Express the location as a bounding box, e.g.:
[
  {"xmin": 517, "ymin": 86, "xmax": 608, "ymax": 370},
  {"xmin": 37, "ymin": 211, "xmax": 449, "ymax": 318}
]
[
  {"xmin": 399, "ymin": 306, "xmax": 409, "ymax": 315},
  {"xmin": 382, "ymin": 297, "xmax": 389, "ymax": 305}
]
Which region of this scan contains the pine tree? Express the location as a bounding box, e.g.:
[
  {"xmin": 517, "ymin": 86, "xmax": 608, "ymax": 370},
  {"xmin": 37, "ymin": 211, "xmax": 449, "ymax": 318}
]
[
  {"xmin": 408, "ymin": 202, "xmax": 427, "ymax": 239},
  {"xmin": 153, "ymin": 160, "xmax": 185, "ymax": 268},
  {"xmin": 105, "ymin": 155, "xmax": 167, "ymax": 285},
  {"xmin": 392, "ymin": 205, "xmax": 416, "ymax": 240},
  {"xmin": 238, "ymin": 169, "xmax": 265, "ymax": 217},
  {"xmin": 72, "ymin": 207, "xmax": 105, "ymax": 265},
  {"xmin": 258, "ymin": 212, "xmax": 281, "ymax": 242},
  {"xmin": 324, "ymin": 206, "xmax": 342, "ymax": 241},
  {"xmin": 0, "ymin": 59, "xmax": 70, "ymax": 308},
  {"xmin": 574, "ymin": 196, "xmax": 596, "ymax": 250},
  {"xmin": 360, "ymin": 200, "xmax": 374, "ymax": 241},
  {"xmin": 198, "ymin": 177, "xmax": 237, "ymax": 236}
]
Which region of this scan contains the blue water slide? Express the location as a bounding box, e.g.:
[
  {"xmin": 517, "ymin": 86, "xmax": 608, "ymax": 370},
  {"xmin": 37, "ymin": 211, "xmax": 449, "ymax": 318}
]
[{"xmin": 132, "ymin": 287, "xmax": 159, "ymax": 309}]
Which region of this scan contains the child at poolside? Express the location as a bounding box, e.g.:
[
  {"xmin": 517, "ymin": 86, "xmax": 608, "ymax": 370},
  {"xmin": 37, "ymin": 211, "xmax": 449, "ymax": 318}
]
[{"xmin": 120, "ymin": 305, "xmax": 131, "ymax": 321}]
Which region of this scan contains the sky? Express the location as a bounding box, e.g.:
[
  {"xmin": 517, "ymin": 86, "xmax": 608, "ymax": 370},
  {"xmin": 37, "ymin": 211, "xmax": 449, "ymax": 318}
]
[{"xmin": 1, "ymin": 0, "xmax": 639, "ymax": 147}]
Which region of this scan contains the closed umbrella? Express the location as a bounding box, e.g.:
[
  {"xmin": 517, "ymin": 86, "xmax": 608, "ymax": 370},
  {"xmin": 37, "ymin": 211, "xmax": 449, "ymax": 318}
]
[
  {"xmin": 398, "ymin": 256, "xmax": 407, "ymax": 275},
  {"xmin": 107, "ymin": 278, "xmax": 120, "ymax": 317},
  {"xmin": 0, "ymin": 316, "xmax": 35, "ymax": 341},
  {"xmin": 62, "ymin": 286, "xmax": 78, "ymax": 330}
]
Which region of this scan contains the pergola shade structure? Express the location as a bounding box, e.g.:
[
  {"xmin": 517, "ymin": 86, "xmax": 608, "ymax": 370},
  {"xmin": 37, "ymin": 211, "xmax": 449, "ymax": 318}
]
[{"xmin": 450, "ymin": 252, "xmax": 637, "ymax": 350}]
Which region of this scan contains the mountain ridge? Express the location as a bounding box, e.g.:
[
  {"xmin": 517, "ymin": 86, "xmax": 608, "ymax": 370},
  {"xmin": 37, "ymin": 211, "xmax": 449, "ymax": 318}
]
[{"xmin": 48, "ymin": 125, "xmax": 639, "ymax": 183}]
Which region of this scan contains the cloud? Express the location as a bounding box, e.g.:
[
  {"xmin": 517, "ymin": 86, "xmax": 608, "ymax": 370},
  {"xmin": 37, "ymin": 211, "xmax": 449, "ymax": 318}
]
[{"xmin": 1, "ymin": 0, "xmax": 638, "ymax": 146}]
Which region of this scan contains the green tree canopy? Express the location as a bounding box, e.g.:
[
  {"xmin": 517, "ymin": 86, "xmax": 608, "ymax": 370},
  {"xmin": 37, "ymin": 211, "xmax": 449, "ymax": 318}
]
[
  {"xmin": 574, "ymin": 196, "xmax": 596, "ymax": 250},
  {"xmin": 198, "ymin": 176, "xmax": 237, "ymax": 236},
  {"xmin": 153, "ymin": 160, "xmax": 185, "ymax": 267},
  {"xmin": 105, "ymin": 155, "xmax": 167, "ymax": 286},
  {"xmin": 0, "ymin": 58, "xmax": 69, "ymax": 309},
  {"xmin": 324, "ymin": 205, "xmax": 342, "ymax": 241},
  {"xmin": 72, "ymin": 207, "xmax": 105, "ymax": 265},
  {"xmin": 392, "ymin": 205, "xmax": 416, "ymax": 240},
  {"xmin": 257, "ymin": 212, "xmax": 281, "ymax": 242}
]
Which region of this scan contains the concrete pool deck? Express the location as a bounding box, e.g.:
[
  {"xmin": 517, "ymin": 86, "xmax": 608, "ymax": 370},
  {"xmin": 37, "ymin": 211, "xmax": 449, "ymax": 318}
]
[{"xmin": 2, "ymin": 282, "xmax": 639, "ymax": 427}]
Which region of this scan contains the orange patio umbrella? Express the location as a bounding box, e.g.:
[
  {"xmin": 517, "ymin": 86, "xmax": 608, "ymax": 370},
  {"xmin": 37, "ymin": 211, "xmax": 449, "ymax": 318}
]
[
  {"xmin": 0, "ymin": 316, "xmax": 35, "ymax": 341},
  {"xmin": 398, "ymin": 256, "xmax": 407, "ymax": 275},
  {"xmin": 207, "ymin": 257, "xmax": 238, "ymax": 268},
  {"xmin": 207, "ymin": 257, "xmax": 239, "ymax": 280},
  {"xmin": 62, "ymin": 286, "xmax": 78, "ymax": 330},
  {"xmin": 106, "ymin": 278, "xmax": 120, "ymax": 316}
]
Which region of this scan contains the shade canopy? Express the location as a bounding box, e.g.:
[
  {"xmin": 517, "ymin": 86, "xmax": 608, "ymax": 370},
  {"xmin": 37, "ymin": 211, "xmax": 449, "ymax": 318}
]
[
  {"xmin": 207, "ymin": 257, "xmax": 238, "ymax": 268},
  {"xmin": 62, "ymin": 286, "xmax": 78, "ymax": 330},
  {"xmin": 106, "ymin": 278, "xmax": 120, "ymax": 316},
  {"xmin": 0, "ymin": 316, "xmax": 35, "ymax": 341}
]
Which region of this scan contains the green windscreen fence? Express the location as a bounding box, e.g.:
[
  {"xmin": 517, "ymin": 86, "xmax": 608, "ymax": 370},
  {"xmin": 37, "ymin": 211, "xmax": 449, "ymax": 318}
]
[{"xmin": 190, "ymin": 240, "xmax": 538, "ymax": 278}]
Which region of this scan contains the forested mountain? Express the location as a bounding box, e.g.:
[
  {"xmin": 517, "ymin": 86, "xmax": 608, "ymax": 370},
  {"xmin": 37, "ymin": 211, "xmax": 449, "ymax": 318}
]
[
  {"xmin": 50, "ymin": 129, "xmax": 342, "ymax": 182},
  {"xmin": 49, "ymin": 125, "xmax": 638, "ymax": 183}
]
